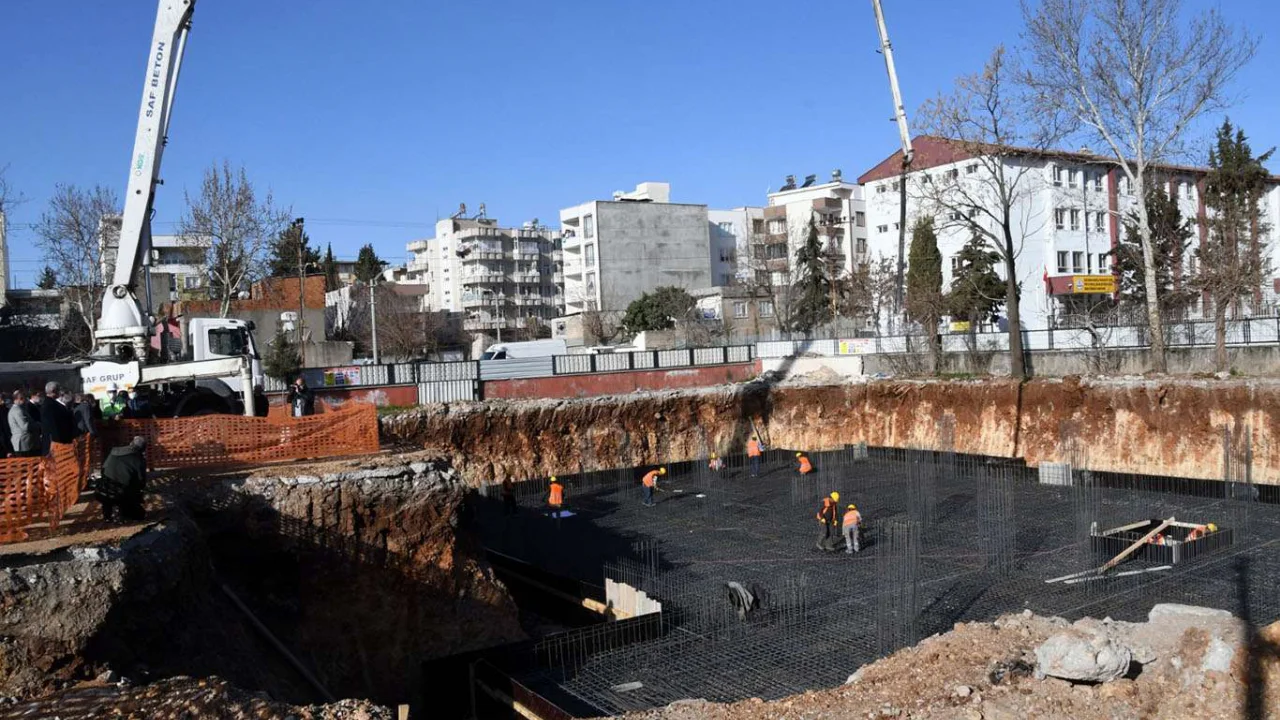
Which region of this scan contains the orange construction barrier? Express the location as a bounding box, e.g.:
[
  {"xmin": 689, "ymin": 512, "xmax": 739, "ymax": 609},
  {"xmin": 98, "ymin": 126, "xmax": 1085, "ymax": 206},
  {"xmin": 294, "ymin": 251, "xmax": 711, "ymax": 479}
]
[
  {"xmin": 103, "ymin": 402, "xmax": 379, "ymax": 470},
  {"xmin": 0, "ymin": 437, "xmax": 92, "ymax": 544}
]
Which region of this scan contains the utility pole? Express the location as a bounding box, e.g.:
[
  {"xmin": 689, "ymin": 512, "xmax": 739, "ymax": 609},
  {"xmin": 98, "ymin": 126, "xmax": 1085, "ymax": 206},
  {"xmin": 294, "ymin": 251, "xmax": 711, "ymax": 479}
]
[
  {"xmin": 369, "ymin": 278, "xmax": 380, "ymax": 364},
  {"xmin": 293, "ymin": 217, "xmax": 306, "ymax": 366}
]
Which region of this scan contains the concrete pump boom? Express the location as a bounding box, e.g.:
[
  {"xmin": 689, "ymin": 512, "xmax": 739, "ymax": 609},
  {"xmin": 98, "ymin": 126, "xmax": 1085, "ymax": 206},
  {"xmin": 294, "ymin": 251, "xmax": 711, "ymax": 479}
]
[
  {"xmin": 96, "ymin": 0, "xmax": 196, "ymax": 362},
  {"xmin": 871, "ymin": 0, "xmax": 913, "ymax": 325}
]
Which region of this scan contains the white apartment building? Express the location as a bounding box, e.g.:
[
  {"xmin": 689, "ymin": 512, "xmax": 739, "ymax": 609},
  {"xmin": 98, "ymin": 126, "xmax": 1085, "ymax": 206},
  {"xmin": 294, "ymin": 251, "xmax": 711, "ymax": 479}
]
[
  {"xmin": 99, "ymin": 215, "xmax": 210, "ymax": 309},
  {"xmin": 758, "ymin": 172, "xmax": 867, "ymax": 286},
  {"xmin": 558, "ymin": 182, "xmax": 712, "ymax": 315},
  {"xmin": 860, "ymin": 136, "xmax": 1280, "ymax": 332},
  {"xmin": 707, "ymin": 207, "xmax": 764, "ymax": 287},
  {"xmin": 404, "ymin": 209, "xmax": 562, "ymax": 335}
]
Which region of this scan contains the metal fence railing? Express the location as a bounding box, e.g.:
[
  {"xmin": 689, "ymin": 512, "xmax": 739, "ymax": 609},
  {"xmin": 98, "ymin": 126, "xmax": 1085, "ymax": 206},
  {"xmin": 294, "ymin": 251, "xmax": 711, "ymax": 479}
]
[{"xmin": 551, "ymin": 345, "xmax": 755, "ymax": 375}]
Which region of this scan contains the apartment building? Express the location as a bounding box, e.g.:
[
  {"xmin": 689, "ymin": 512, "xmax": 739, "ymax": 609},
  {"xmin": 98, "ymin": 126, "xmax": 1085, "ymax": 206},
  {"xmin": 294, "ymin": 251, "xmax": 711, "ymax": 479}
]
[
  {"xmin": 860, "ymin": 135, "xmax": 1280, "ymax": 331},
  {"xmin": 404, "ymin": 209, "xmax": 562, "ymax": 336},
  {"xmin": 756, "ymin": 172, "xmax": 867, "ymax": 286},
  {"xmin": 558, "ymin": 182, "xmax": 712, "ymax": 315},
  {"xmin": 707, "ymin": 207, "xmax": 764, "ymax": 287},
  {"xmin": 99, "ymin": 215, "xmax": 211, "ymax": 310}
]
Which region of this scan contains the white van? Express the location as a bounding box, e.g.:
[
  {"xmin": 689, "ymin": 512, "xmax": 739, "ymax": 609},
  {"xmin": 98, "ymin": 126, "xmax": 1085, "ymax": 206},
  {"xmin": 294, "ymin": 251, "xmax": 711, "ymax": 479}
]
[{"xmin": 480, "ymin": 339, "xmax": 569, "ymax": 360}]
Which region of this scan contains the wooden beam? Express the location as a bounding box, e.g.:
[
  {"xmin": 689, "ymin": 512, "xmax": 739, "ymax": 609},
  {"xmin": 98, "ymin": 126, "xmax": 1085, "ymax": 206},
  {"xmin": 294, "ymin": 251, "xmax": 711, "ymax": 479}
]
[
  {"xmin": 1099, "ymin": 516, "xmax": 1175, "ymax": 574},
  {"xmin": 476, "ymin": 679, "xmax": 544, "ymax": 720}
]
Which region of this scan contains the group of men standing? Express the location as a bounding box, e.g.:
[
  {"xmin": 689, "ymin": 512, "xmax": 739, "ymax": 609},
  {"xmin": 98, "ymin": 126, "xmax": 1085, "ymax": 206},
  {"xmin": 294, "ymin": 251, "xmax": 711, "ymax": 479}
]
[{"xmin": 4, "ymin": 382, "xmax": 88, "ymax": 458}]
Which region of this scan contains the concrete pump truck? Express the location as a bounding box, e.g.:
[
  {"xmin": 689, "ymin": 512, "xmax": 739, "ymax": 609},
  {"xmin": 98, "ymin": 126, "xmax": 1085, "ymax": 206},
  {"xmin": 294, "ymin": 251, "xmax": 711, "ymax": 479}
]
[{"xmin": 78, "ymin": 0, "xmax": 266, "ymax": 417}]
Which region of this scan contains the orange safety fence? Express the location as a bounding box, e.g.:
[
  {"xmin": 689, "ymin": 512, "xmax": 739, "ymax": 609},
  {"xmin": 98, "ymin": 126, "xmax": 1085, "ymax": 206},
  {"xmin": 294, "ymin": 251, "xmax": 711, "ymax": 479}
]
[
  {"xmin": 102, "ymin": 402, "xmax": 379, "ymax": 470},
  {"xmin": 0, "ymin": 437, "xmax": 92, "ymax": 544}
]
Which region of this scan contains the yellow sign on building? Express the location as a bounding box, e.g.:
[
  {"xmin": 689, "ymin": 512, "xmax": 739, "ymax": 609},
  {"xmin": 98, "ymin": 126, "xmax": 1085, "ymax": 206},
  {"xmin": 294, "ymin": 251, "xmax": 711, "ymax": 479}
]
[{"xmin": 1071, "ymin": 275, "xmax": 1117, "ymax": 294}]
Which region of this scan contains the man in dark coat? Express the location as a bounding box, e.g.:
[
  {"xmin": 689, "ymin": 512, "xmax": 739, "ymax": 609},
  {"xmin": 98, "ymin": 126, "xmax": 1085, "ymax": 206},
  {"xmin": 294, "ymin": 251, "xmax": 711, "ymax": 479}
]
[
  {"xmin": 40, "ymin": 382, "xmax": 78, "ymax": 455},
  {"xmin": 287, "ymin": 377, "xmax": 316, "ymax": 417},
  {"xmin": 99, "ymin": 436, "xmax": 148, "ymax": 523}
]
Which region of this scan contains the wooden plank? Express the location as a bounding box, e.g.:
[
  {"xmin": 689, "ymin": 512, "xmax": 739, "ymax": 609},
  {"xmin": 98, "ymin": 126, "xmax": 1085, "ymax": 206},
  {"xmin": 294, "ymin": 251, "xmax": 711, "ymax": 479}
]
[
  {"xmin": 476, "ymin": 679, "xmax": 544, "ymax": 720},
  {"xmin": 1099, "ymin": 516, "xmax": 1175, "ymax": 574},
  {"xmin": 1099, "ymin": 519, "xmax": 1151, "ymax": 536}
]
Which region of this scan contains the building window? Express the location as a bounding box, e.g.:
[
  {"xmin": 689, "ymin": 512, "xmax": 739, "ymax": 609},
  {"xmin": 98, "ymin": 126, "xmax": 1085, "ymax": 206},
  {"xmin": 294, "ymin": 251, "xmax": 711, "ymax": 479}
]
[
  {"xmin": 585, "ymin": 243, "xmax": 596, "ymax": 268},
  {"xmin": 182, "ymin": 275, "xmax": 200, "ymax": 289},
  {"xmin": 965, "ymin": 163, "xmax": 978, "ymax": 174},
  {"xmin": 1069, "ymin": 209, "xmax": 1080, "ymax": 231},
  {"xmin": 733, "ymin": 301, "xmax": 748, "ymax": 319},
  {"xmin": 1072, "ymin": 251, "xmax": 1084, "ymax": 273},
  {"xmin": 949, "ymin": 210, "xmax": 963, "ymax": 221},
  {"xmin": 891, "ymin": 179, "xmax": 901, "ymax": 192},
  {"xmin": 1094, "ymin": 211, "xmax": 1105, "ymax": 231},
  {"xmin": 967, "ymin": 207, "xmax": 978, "ymax": 219},
  {"xmin": 1093, "ymin": 174, "xmax": 1103, "ymax": 192},
  {"xmin": 767, "ymin": 219, "xmax": 786, "ymax": 234},
  {"xmin": 1068, "ymin": 169, "xmax": 1078, "ymax": 188},
  {"xmin": 755, "ymin": 270, "xmax": 770, "ymax": 285},
  {"xmin": 720, "ymin": 249, "xmax": 736, "ymax": 263},
  {"xmin": 752, "ymin": 219, "xmax": 764, "ymax": 233},
  {"xmin": 1057, "ymin": 251, "xmax": 1069, "ymax": 274},
  {"xmin": 877, "ymin": 224, "xmax": 889, "ymax": 233},
  {"xmin": 856, "ymin": 238, "xmax": 867, "ymax": 254},
  {"xmin": 855, "ymin": 211, "xmax": 866, "ymax": 227},
  {"xmin": 1098, "ymin": 253, "xmax": 1109, "ymax": 273},
  {"xmin": 766, "ymin": 244, "xmax": 787, "ymax": 260},
  {"xmin": 945, "ymin": 168, "xmax": 959, "ymax": 181},
  {"xmin": 759, "ymin": 301, "xmax": 774, "ymax": 318},
  {"xmin": 920, "ymin": 174, "xmax": 932, "ymax": 185},
  {"xmin": 586, "ymin": 272, "xmax": 596, "ymax": 294},
  {"xmin": 1055, "ymin": 209, "xmax": 1066, "ymax": 230},
  {"xmin": 583, "ymin": 214, "xmax": 594, "ymax": 239},
  {"xmin": 717, "ymin": 221, "xmax": 734, "ymax": 234},
  {"xmin": 892, "ymin": 222, "xmax": 900, "ymax": 231},
  {"xmin": 1053, "ymin": 166, "xmax": 1064, "ymax": 186},
  {"xmin": 951, "ymin": 256, "xmax": 963, "ymax": 274},
  {"xmin": 1121, "ymin": 176, "xmax": 1132, "ymax": 195},
  {"xmin": 876, "ymin": 184, "xmax": 887, "ymax": 194}
]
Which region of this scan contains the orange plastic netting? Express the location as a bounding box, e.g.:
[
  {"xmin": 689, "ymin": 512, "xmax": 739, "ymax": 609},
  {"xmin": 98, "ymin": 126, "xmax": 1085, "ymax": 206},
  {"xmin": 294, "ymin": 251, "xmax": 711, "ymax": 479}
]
[
  {"xmin": 103, "ymin": 402, "xmax": 379, "ymax": 469},
  {"xmin": 0, "ymin": 437, "xmax": 91, "ymax": 544}
]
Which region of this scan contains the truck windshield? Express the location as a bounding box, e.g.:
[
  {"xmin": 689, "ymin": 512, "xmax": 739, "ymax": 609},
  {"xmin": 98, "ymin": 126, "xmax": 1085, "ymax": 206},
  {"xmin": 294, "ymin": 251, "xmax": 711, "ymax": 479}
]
[{"xmin": 208, "ymin": 327, "xmax": 250, "ymax": 357}]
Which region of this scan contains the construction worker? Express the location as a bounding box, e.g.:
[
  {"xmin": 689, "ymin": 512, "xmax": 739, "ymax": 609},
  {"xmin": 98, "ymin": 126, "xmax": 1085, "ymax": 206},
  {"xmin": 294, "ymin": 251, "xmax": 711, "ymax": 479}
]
[
  {"xmin": 842, "ymin": 504, "xmax": 862, "ymax": 554},
  {"xmin": 1186, "ymin": 523, "xmax": 1216, "ymax": 541},
  {"xmin": 642, "ymin": 466, "xmax": 666, "ymax": 507},
  {"xmin": 816, "ymin": 491, "xmax": 840, "ymax": 550},
  {"xmin": 708, "ymin": 453, "xmax": 725, "ymax": 473},
  {"xmin": 797, "ymin": 452, "xmax": 813, "ymax": 475},
  {"xmin": 547, "ymin": 476, "xmax": 565, "ymax": 516},
  {"xmin": 747, "ymin": 435, "xmax": 764, "ymax": 477}
]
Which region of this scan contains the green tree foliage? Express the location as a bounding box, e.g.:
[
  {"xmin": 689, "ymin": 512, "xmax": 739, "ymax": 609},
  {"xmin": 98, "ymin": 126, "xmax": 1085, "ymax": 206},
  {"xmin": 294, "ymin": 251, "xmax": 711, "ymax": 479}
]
[
  {"xmin": 1110, "ymin": 185, "xmax": 1195, "ymax": 322},
  {"xmin": 946, "ymin": 234, "xmax": 1004, "ymax": 324},
  {"xmin": 353, "ymin": 243, "xmax": 386, "ymax": 283},
  {"xmin": 262, "ymin": 328, "xmax": 301, "ymax": 380},
  {"xmin": 905, "ymin": 218, "xmax": 943, "ymax": 328},
  {"xmin": 321, "ymin": 243, "xmax": 340, "ymax": 292},
  {"xmin": 789, "ymin": 217, "xmax": 835, "ymax": 333},
  {"xmin": 1196, "ymin": 119, "xmax": 1275, "ymax": 371},
  {"xmin": 36, "ymin": 266, "xmax": 57, "ymax": 290},
  {"xmin": 266, "ymin": 221, "xmax": 320, "ymax": 278},
  {"xmin": 622, "ymin": 286, "xmax": 696, "ymax": 333}
]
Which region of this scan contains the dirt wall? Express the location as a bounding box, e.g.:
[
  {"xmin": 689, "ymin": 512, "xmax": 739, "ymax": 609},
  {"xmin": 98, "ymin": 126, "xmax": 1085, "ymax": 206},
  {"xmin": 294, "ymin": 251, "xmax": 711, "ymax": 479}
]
[{"xmin": 381, "ymin": 377, "xmax": 1280, "ymax": 484}]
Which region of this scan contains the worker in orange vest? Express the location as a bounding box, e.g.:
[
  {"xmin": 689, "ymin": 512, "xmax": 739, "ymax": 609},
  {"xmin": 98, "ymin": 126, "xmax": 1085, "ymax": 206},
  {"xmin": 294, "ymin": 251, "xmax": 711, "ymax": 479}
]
[
  {"xmin": 547, "ymin": 476, "xmax": 565, "ymax": 516},
  {"xmin": 747, "ymin": 436, "xmax": 764, "ymax": 477},
  {"xmin": 797, "ymin": 452, "xmax": 813, "ymax": 475},
  {"xmin": 842, "ymin": 504, "xmax": 862, "ymax": 554},
  {"xmin": 816, "ymin": 491, "xmax": 840, "ymax": 550},
  {"xmin": 642, "ymin": 466, "xmax": 666, "ymax": 507}
]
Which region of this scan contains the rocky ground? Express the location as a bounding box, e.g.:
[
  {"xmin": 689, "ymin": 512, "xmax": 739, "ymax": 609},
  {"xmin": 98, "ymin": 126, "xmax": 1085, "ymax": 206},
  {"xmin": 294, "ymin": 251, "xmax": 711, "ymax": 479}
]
[
  {"xmin": 620, "ymin": 605, "xmax": 1280, "ymax": 720},
  {"xmin": 2, "ymin": 676, "xmax": 392, "ymax": 719}
]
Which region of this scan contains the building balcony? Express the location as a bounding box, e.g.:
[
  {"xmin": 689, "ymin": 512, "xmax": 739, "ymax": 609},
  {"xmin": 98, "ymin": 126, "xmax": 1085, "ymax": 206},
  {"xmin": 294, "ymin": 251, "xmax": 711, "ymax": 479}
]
[
  {"xmin": 760, "ymin": 233, "xmax": 789, "ymax": 245},
  {"xmin": 512, "ymin": 272, "xmax": 542, "ymax": 284},
  {"xmin": 407, "ymin": 259, "xmax": 430, "ymax": 273},
  {"xmin": 551, "ymin": 250, "xmax": 563, "ymax": 262},
  {"xmin": 456, "ymin": 227, "xmax": 504, "ymax": 241},
  {"xmin": 763, "ymin": 205, "xmax": 787, "ymax": 219},
  {"xmin": 552, "ymin": 272, "xmax": 564, "ymax": 283},
  {"xmin": 818, "ymin": 225, "xmax": 845, "ymax": 239},
  {"xmin": 513, "ymin": 295, "xmax": 545, "ymax": 307},
  {"xmin": 464, "ymin": 318, "xmax": 510, "ymax": 331},
  {"xmin": 461, "ymin": 294, "xmax": 505, "ymax": 309},
  {"xmin": 461, "ymin": 273, "xmax": 505, "ymax": 285},
  {"xmin": 812, "ymin": 197, "xmax": 842, "ymax": 211},
  {"xmin": 407, "ymin": 240, "xmax": 429, "ymax": 252},
  {"xmin": 461, "ymin": 250, "xmax": 506, "ymax": 261},
  {"xmin": 765, "ymin": 258, "xmax": 790, "ymax": 272}
]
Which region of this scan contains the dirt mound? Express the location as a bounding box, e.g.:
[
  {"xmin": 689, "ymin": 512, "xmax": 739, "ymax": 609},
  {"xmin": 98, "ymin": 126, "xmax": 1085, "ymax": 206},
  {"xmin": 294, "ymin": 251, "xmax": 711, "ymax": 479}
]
[
  {"xmin": 621, "ymin": 609, "xmax": 1280, "ymax": 720},
  {"xmin": 4, "ymin": 675, "xmax": 392, "ymax": 719}
]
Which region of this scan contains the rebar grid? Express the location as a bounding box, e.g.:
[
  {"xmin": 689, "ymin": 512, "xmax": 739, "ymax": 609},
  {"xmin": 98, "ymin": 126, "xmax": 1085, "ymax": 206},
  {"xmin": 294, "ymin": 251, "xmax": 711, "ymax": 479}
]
[{"xmin": 473, "ymin": 441, "xmax": 1280, "ymax": 717}]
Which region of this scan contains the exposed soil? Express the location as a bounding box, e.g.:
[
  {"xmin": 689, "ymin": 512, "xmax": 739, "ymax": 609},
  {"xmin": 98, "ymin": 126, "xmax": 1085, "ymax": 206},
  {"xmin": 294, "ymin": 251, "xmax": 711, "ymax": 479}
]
[
  {"xmin": 381, "ymin": 377, "xmax": 1280, "ymax": 485},
  {"xmin": 619, "ymin": 611, "xmax": 1280, "ymax": 720}
]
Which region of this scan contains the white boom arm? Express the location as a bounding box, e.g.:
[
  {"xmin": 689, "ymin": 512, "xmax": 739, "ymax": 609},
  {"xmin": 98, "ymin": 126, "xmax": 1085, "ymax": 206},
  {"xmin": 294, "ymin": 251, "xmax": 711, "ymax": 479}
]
[
  {"xmin": 97, "ymin": 0, "xmax": 196, "ymax": 361},
  {"xmin": 871, "ymin": 0, "xmax": 913, "ymax": 166}
]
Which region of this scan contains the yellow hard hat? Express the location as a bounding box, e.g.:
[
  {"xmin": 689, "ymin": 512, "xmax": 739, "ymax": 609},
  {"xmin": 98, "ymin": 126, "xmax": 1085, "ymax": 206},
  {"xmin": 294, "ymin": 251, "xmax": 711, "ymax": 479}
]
[
  {"xmin": 659, "ymin": 467, "xmax": 667, "ymax": 475},
  {"xmin": 550, "ymin": 476, "xmax": 558, "ymax": 483},
  {"xmin": 796, "ymin": 452, "xmax": 803, "ymax": 457},
  {"xmin": 710, "ymin": 453, "xmax": 717, "ymax": 459},
  {"xmin": 847, "ymin": 504, "xmax": 856, "ymax": 510},
  {"xmin": 1207, "ymin": 523, "xmax": 1218, "ymax": 532},
  {"xmin": 830, "ymin": 491, "xmax": 840, "ymax": 501}
]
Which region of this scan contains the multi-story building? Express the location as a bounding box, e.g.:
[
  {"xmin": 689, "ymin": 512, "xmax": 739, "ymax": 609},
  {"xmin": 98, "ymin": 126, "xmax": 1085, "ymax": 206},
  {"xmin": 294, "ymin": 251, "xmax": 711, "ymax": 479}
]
[
  {"xmin": 99, "ymin": 215, "xmax": 211, "ymax": 310},
  {"xmin": 707, "ymin": 207, "xmax": 764, "ymax": 287},
  {"xmin": 559, "ymin": 182, "xmax": 712, "ymax": 315},
  {"xmin": 755, "ymin": 172, "xmax": 867, "ymax": 286},
  {"xmin": 405, "ymin": 210, "xmax": 562, "ymax": 337},
  {"xmin": 860, "ymin": 135, "xmax": 1280, "ymax": 331}
]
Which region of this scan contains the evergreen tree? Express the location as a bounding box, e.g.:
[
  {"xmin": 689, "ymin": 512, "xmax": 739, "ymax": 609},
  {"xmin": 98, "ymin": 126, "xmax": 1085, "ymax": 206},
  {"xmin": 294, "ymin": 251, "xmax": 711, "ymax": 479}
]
[
  {"xmin": 946, "ymin": 234, "xmax": 1004, "ymax": 325},
  {"xmin": 789, "ymin": 217, "xmax": 835, "ymax": 333},
  {"xmin": 36, "ymin": 266, "xmax": 57, "ymax": 290},
  {"xmin": 262, "ymin": 328, "xmax": 302, "ymax": 380},
  {"xmin": 266, "ymin": 220, "xmax": 320, "ymax": 278},
  {"xmin": 321, "ymin": 243, "xmax": 340, "ymax": 292},
  {"xmin": 1110, "ymin": 185, "xmax": 1195, "ymax": 322},
  {"xmin": 906, "ymin": 218, "xmax": 944, "ymax": 370},
  {"xmin": 353, "ymin": 243, "xmax": 387, "ymax": 283},
  {"xmin": 623, "ymin": 286, "xmax": 696, "ymax": 334},
  {"xmin": 1196, "ymin": 119, "xmax": 1275, "ymax": 372}
]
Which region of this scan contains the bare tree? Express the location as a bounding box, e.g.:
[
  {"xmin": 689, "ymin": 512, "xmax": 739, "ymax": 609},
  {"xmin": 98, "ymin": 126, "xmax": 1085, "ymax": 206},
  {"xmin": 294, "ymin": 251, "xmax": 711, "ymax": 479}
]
[
  {"xmin": 34, "ymin": 184, "xmax": 120, "ymax": 353},
  {"xmin": 1020, "ymin": 0, "xmax": 1258, "ymax": 373},
  {"xmin": 914, "ymin": 47, "xmax": 1048, "ymax": 378},
  {"xmin": 0, "ymin": 164, "xmax": 21, "ymax": 220},
  {"xmin": 179, "ymin": 161, "xmax": 288, "ymax": 317}
]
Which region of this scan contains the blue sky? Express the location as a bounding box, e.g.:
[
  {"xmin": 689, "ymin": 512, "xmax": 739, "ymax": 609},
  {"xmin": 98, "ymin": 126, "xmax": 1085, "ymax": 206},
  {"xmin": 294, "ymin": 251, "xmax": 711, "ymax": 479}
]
[{"xmin": 2, "ymin": 0, "xmax": 1276, "ymax": 288}]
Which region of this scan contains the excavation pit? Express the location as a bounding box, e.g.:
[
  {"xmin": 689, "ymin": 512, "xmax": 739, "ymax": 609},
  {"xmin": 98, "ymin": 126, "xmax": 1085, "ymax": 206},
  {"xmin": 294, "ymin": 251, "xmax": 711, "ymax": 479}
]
[
  {"xmin": 468, "ymin": 447, "xmax": 1280, "ymax": 717},
  {"xmin": 1091, "ymin": 518, "xmax": 1236, "ymax": 565}
]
